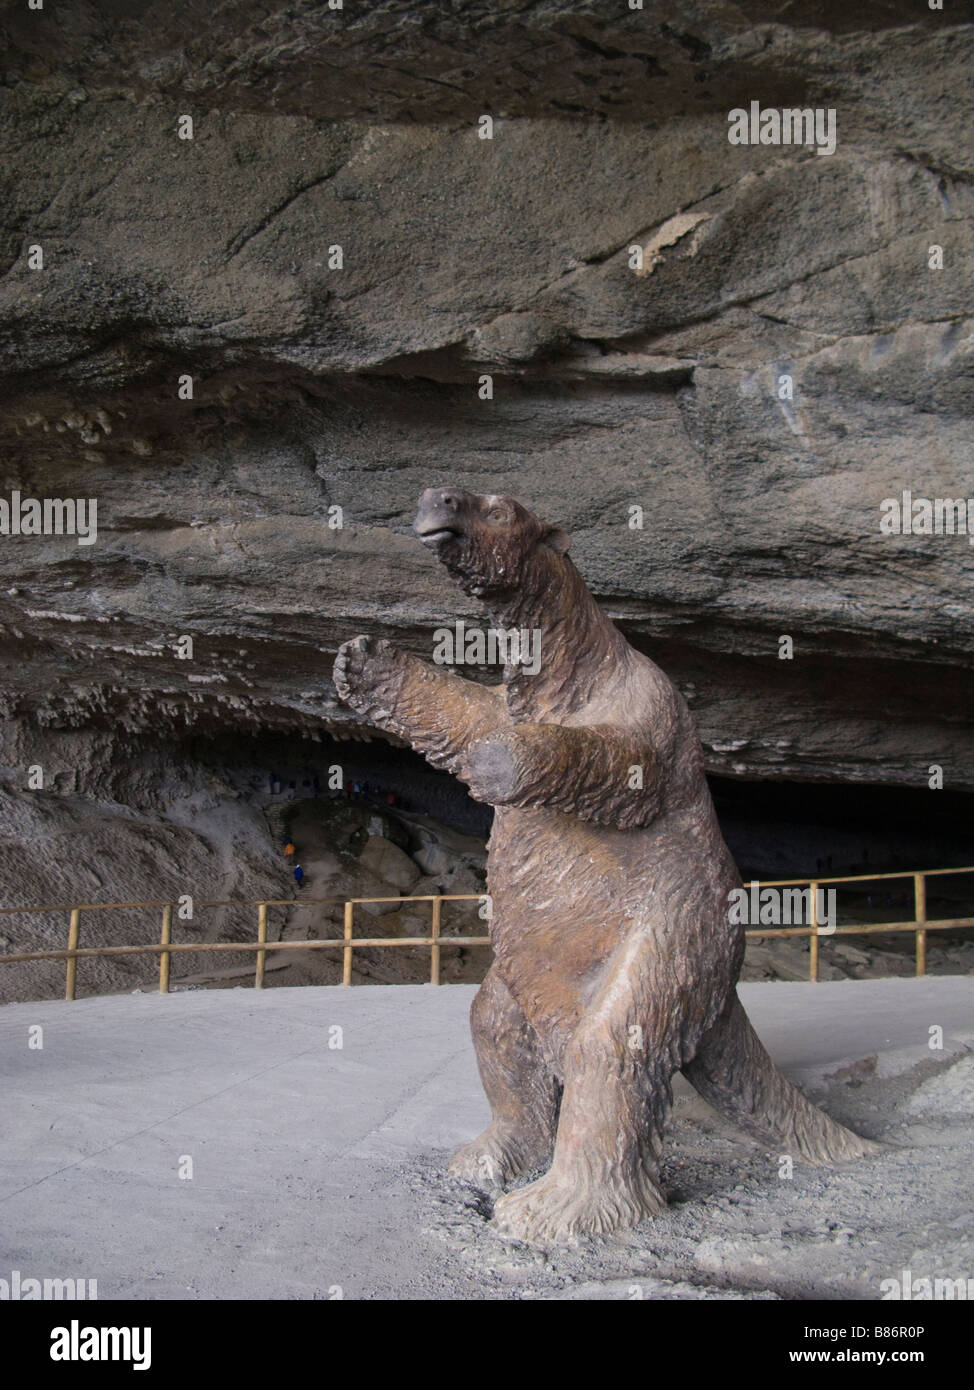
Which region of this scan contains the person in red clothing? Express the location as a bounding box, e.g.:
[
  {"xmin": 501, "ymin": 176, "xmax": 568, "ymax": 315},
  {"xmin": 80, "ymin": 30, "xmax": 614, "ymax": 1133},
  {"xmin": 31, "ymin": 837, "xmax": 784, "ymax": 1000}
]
[{"xmin": 284, "ymin": 841, "xmax": 295, "ymax": 858}]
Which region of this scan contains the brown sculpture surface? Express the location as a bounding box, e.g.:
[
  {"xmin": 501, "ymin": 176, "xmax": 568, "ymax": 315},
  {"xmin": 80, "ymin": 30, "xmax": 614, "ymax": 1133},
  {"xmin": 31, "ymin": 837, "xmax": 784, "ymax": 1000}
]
[{"xmin": 333, "ymin": 488, "xmax": 877, "ymax": 1243}]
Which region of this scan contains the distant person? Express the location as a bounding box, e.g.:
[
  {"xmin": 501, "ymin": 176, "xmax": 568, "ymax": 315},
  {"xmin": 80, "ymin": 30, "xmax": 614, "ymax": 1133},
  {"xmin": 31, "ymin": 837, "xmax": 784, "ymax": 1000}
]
[
  {"xmin": 284, "ymin": 841, "xmax": 295, "ymax": 859},
  {"xmin": 387, "ymin": 792, "xmax": 395, "ymax": 806},
  {"xmin": 293, "ymin": 864, "xmax": 304, "ymax": 888}
]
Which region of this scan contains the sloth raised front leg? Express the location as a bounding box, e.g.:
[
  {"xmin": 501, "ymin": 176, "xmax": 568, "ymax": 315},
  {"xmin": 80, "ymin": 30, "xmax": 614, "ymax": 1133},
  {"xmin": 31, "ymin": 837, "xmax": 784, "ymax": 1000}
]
[
  {"xmin": 333, "ymin": 635, "xmax": 509, "ymax": 775},
  {"xmin": 462, "ymin": 723, "xmax": 661, "ymax": 829}
]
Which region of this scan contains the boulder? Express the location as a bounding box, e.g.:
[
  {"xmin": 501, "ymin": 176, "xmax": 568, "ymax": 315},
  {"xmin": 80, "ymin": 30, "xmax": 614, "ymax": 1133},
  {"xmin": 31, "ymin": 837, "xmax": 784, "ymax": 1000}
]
[{"xmin": 357, "ymin": 835, "xmax": 421, "ymax": 893}]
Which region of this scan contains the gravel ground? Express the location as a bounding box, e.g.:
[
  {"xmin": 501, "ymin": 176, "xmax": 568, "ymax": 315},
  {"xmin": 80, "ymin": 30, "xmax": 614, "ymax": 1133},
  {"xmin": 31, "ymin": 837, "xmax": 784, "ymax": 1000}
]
[{"xmin": 0, "ymin": 979, "xmax": 971, "ymax": 1300}]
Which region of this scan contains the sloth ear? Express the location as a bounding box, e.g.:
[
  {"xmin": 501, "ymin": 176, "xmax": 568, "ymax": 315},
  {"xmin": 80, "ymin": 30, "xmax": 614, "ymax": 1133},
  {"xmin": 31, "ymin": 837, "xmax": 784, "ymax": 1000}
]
[{"xmin": 541, "ymin": 525, "xmax": 571, "ymax": 555}]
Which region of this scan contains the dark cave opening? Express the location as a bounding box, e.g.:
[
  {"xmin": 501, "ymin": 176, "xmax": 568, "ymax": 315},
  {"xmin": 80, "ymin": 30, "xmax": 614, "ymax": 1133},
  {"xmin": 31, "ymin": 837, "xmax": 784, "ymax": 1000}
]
[{"xmin": 191, "ymin": 729, "xmax": 973, "ymax": 881}]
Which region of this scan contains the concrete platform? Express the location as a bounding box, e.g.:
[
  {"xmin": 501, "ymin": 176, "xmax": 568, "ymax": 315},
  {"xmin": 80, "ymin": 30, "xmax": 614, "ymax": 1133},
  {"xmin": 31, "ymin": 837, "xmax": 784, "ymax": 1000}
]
[{"xmin": 1, "ymin": 979, "xmax": 972, "ymax": 1300}]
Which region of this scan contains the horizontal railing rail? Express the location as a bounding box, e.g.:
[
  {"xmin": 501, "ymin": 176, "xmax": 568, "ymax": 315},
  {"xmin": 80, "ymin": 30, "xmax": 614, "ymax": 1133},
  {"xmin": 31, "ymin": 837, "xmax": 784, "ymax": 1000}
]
[{"xmin": 0, "ymin": 867, "xmax": 971, "ymax": 999}]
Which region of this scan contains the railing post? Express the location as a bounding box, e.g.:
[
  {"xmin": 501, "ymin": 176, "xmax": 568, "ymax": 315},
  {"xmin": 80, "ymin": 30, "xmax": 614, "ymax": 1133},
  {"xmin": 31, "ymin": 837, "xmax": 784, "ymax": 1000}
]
[
  {"xmin": 159, "ymin": 904, "xmax": 173, "ymax": 994},
  {"xmin": 430, "ymin": 897, "xmax": 442, "ymax": 986},
  {"xmin": 65, "ymin": 908, "xmax": 80, "ymax": 1001},
  {"xmin": 915, "ymin": 872, "xmax": 927, "ymax": 978},
  {"xmin": 255, "ymin": 903, "xmax": 268, "ymax": 989},
  {"xmin": 343, "ymin": 901, "xmax": 354, "ymax": 986},
  {"xmin": 808, "ymin": 881, "xmax": 819, "ymax": 983}
]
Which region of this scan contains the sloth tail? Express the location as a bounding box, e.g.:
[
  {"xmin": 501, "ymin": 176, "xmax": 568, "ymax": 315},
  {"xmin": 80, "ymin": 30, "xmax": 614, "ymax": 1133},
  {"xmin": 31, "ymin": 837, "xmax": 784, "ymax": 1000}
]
[{"xmin": 683, "ymin": 991, "xmax": 880, "ymax": 1164}]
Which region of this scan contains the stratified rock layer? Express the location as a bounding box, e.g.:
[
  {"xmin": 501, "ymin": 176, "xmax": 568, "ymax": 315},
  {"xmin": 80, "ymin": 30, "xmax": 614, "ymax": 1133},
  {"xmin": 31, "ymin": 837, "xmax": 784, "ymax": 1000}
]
[{"xmin": 0, "ymin": 2, "xmax": 971, "ymax": 968}]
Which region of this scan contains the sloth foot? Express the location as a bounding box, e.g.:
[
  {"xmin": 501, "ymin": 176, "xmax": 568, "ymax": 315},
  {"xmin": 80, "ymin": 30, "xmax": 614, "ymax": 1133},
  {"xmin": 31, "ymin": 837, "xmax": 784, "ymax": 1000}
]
[
  {"xmin": 448, "ymin": 1124, "xmax": 551, "ymax": 1189},
  {"xmin": 492, "ymin": 1166, "xmax": 666, "ymax": 1244}
]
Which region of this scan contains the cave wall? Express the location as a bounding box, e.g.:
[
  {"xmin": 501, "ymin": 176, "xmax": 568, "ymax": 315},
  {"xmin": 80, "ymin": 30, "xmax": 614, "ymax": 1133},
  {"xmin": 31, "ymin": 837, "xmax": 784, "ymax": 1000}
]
[{"xmin": 0, "ymin": 0, "xmax": 972, "ymax": 916}]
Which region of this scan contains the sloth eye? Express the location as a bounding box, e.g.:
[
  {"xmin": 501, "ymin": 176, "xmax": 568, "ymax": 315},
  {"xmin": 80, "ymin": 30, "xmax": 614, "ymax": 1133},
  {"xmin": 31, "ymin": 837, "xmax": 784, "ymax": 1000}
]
[{"xmin": 487, "ymin": 506, "xmax": 508, "ymax": 523}]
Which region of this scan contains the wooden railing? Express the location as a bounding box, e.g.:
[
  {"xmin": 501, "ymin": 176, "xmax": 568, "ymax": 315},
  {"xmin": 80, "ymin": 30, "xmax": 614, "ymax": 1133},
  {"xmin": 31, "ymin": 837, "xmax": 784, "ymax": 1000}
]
[
  {"xmin": 0, "ymin": 866, "xmax": 972, "ymax": 1000},
  {"xmin": 0, "ymin": 895, "xmax": 491, "ymax": 999},
  {"xmin": 741, "ymin": 866, "xmax": 974, "ymax": 981}
]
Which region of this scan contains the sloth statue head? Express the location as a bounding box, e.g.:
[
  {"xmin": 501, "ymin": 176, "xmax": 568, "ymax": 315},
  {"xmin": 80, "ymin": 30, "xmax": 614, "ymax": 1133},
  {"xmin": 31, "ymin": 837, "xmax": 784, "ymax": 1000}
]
[{"xmin": 413, "ymin": 487, "xmax": 571, "ymax": 601}]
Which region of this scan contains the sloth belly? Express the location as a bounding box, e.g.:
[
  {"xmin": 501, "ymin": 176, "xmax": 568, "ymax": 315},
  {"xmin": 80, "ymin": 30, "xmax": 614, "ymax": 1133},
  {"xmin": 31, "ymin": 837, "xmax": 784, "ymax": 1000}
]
[{"xmin": 485, "ymin": 805, "xmax": 742, "ymax": 1056}]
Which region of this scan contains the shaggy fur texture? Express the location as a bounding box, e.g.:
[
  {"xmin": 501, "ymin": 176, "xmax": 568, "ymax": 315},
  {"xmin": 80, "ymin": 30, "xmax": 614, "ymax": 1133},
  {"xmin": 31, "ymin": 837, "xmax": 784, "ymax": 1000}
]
[{"xmin": 333, "ymin": 488, "xmax": 877, "ymax": 1243}]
